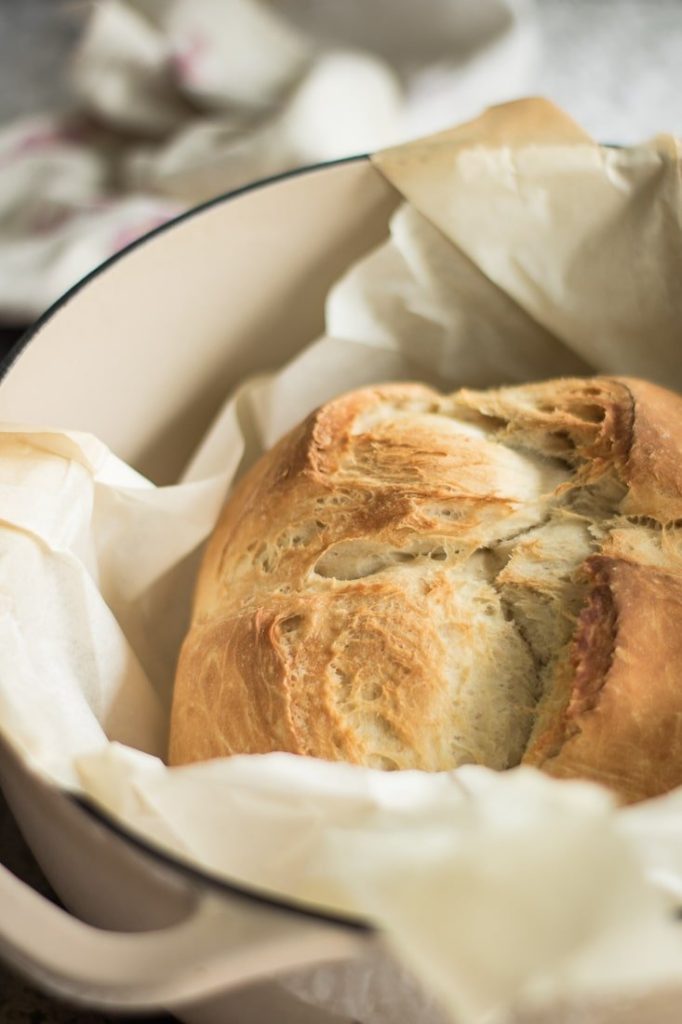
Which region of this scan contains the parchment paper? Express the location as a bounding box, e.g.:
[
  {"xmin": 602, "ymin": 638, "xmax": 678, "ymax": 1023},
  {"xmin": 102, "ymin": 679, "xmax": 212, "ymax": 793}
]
[{"xmin": 1, "ymin": 98, "xmax": 682, "ymax": 1024}]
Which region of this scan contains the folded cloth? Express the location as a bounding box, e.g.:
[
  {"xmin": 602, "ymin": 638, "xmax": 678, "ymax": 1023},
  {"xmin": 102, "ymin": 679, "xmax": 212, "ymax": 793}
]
[{"xmin": 0, "ymin": 0, "xmax": 534, "ymax": 321}]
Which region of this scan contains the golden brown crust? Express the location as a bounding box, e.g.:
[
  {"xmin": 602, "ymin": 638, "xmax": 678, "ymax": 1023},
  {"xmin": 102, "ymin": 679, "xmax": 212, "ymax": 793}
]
[
  {"xmin": 616, "ymin": 377, "xmax": 682, "ymax": 521},
  {"xmin": 525, "ymin": 557, "xmax": 682, "ymax": 804},
  {"xmin": 456, "ymin": 375, "xmax": 634, "ymax": 470},
  {"xmin": 170, "ymin": 375, "xmax": 682, "ymax": 804}
]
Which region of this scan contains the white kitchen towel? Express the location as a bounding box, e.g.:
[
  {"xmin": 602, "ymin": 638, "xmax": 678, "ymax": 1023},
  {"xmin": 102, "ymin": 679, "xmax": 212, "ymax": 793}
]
[{"xmin": 0, "ymin": 0, "xmax": 535, "ymax": 321}]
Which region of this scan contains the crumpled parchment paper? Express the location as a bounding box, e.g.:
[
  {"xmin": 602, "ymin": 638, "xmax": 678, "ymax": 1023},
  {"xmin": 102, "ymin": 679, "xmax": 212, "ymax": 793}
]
[{"xmin": 1, "ymin": 98, "xmax": 682, "ymax": 1024}]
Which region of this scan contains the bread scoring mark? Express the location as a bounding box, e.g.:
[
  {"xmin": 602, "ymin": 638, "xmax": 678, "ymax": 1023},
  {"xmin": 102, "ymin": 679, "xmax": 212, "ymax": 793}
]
[
  {"xmin": 457, "ymin": 377, "xmax": 635, "ymax": 475},
  {"xmin": 524, "ymin": 556, "xmax": 682, "ymax": 803},
  {"xmin": 313, "ymin": 537, "xmax": 461, "ymax": 581},
  {"xmin": 566, "ymin": 560, "xmax": 618, "ymax": 724},
  {"xmin": 617, "ymin": 378, "xmax": 682, "ymax": 522}
]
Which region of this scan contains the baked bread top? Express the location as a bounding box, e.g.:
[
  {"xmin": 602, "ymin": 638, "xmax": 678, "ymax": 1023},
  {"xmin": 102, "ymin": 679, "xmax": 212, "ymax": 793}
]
[{"xmin": 170, "ymin": 377, "xmax": 682, "ymax": 804}]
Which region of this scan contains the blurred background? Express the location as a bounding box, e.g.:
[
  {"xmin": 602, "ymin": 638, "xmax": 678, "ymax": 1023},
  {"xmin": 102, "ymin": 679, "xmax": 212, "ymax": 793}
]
[
  {"xmin": 1, "ymin": 0, "xmax": 682, "ymax": 347},
  {"xmin": 0, "ymin": 1, "xmax": 681, "ymax": 1021}
]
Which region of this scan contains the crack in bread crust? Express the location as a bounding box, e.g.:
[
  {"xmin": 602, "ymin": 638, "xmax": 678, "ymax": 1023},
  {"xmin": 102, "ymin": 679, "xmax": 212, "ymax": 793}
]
[
  {"xmin": 170, "ymin": 377, "xmax": 682, "ymax": 804},
  {"xmin": 522, "ymin": 558, "xmax": 619, "ymax": 768}
]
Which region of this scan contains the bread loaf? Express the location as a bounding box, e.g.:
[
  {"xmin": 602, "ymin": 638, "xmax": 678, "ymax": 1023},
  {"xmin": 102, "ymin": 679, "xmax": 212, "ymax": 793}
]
[{"xmin": 169, "ymin": 377, "xmax": 682, "ymax": 804}]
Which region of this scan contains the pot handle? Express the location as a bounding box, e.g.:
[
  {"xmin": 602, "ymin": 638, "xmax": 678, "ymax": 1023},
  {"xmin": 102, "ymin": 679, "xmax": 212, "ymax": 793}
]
[{"xmin": 0, "ymin": 857, "xmax": 365, "ymax": 1011}]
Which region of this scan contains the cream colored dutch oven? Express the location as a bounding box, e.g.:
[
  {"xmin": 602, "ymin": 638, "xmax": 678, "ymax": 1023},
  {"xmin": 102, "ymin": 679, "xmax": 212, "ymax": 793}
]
[{"xmin": 0, "ymin": 157, "xmax": 402, "ymax": 1024}]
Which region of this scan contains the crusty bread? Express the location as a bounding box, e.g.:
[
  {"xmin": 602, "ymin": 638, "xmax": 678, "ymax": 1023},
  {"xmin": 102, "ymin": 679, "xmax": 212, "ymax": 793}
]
[{"xmin": 169, "ymin": 377, "xmax": 682, "ymax": 804}]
